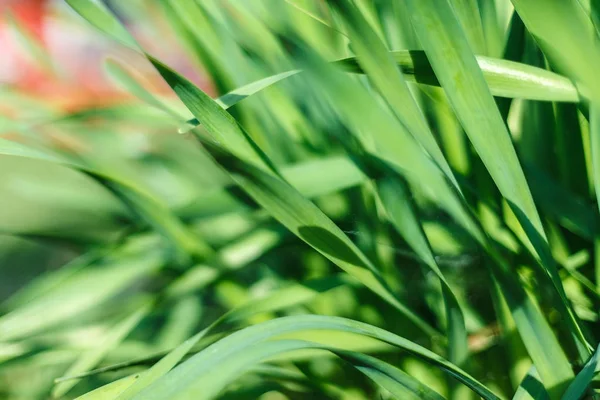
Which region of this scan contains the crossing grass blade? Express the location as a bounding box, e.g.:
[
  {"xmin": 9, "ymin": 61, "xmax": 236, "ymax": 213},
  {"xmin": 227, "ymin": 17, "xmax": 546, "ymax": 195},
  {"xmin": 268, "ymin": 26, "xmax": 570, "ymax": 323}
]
[
  {"xmin": 509, "ymin": 0, "xmax": 600, "ymax": 102},
  {"xmin": 181, "ymin": 50, "xmax": 581, "ymax": 131}
]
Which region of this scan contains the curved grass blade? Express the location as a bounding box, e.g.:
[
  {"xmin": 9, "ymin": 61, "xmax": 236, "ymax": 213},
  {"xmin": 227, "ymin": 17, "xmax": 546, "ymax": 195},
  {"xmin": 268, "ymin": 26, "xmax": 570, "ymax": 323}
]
[
  {"xmin": 148, "ymin": 340, "xmax": 444, "ymax": 400},
  {"xmin": 61, "ymin": 275, "xmax": 351, "ymax": 396},
  {"xmin": 114, "ymin": 331, "xmax": 206, "ymax": 400},
  {"xmin": 131, "ymin": 315, "xmax": 499, "ymax": 400}
]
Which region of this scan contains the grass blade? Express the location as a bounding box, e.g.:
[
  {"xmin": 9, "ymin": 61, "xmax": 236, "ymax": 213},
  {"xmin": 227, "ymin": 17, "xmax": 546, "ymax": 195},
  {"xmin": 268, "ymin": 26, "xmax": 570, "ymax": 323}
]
[
  {"xmin": 132, "ymin": 315, "xmax": 499, "ymax": 400},
  {"xmin": 404, "ymin": 0, "xmax": 582, "ymax": 392}
]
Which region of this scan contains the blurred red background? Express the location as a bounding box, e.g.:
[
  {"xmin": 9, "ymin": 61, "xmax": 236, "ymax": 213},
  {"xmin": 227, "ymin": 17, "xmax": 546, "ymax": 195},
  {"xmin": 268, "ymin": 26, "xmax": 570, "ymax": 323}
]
[{"xmin": 0, "ymin": 0, "xmax": 210, "ymax": 111}]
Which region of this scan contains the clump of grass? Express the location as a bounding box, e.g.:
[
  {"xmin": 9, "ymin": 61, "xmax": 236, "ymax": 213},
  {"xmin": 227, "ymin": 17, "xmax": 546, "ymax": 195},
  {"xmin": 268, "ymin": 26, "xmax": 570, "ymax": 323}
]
[{"xmin": 1, "ymin": 0, "xmax": 600, "ymax": 399}]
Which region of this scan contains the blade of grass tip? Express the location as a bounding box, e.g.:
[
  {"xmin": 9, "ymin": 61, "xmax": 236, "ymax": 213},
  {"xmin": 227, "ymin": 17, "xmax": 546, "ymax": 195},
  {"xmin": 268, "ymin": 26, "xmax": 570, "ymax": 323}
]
[
  {"xmin": 52, "ymin": 304, "xmax": 151, "ymax": 398},
  {"xmin": 131, "ymin": 316, "xmax": 499, "ymax": 400},
  {"xmin": 182, "ymin": 50, "xmax": 579, "ymax": 133},
  {"xmin": 405, "ymin": 0, "xmax": 589, "ymax": 366},
  {"xmin": 331, "ymin": 0, "xmax": 463, "ymax": 194},
  {"xmin": 179, "ymin": 69, "xmax": 301, "ymax": 133},
  {"xmin": 561, "ymin": 344, "xmax": 600, "ymax": 400}
]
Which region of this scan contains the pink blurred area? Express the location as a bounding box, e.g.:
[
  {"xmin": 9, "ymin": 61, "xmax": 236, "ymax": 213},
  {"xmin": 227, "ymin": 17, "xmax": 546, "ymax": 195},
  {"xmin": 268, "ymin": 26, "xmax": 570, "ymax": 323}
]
[{"xmin": 0, "ymin": 0, "xmax": 212, "ymax": 111}]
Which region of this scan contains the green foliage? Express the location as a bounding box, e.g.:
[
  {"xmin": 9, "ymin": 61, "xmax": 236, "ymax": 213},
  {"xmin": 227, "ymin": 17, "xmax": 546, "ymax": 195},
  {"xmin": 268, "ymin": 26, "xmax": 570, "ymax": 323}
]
[{"xmin": 2, "ymin": 0, "xmax": 600, "ymax": 399}]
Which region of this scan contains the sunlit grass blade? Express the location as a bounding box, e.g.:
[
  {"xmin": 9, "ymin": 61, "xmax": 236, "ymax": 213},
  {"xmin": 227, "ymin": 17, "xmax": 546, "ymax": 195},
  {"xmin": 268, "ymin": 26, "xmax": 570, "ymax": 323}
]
[{"xmin": 130, "ymin": 315, "xmax": 499, "ymax": 400}]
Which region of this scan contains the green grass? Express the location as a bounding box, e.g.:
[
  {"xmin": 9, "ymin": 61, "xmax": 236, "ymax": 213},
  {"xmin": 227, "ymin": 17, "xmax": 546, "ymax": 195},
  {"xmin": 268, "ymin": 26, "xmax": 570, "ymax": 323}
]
[{"xmin": 1, "ymin": 0, "xmax": 600, "ymax": 399}]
